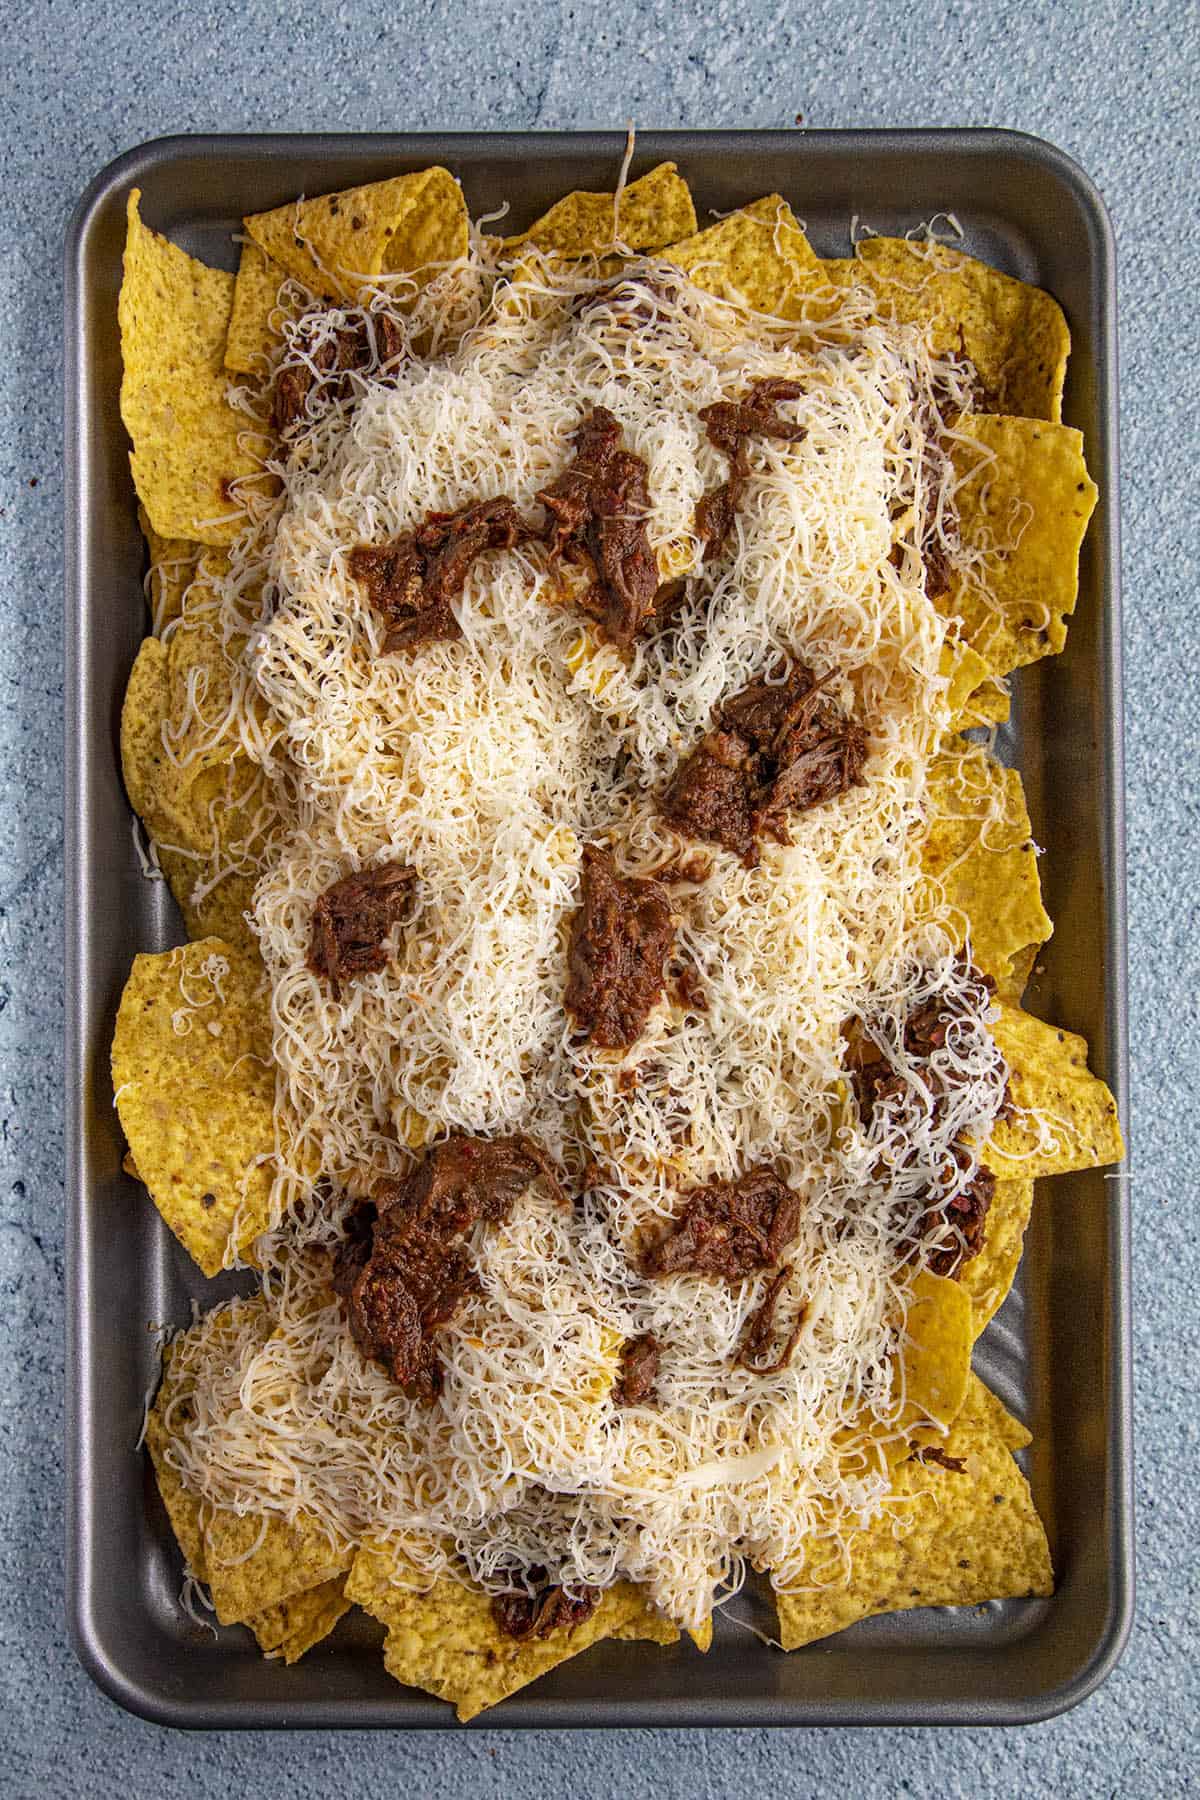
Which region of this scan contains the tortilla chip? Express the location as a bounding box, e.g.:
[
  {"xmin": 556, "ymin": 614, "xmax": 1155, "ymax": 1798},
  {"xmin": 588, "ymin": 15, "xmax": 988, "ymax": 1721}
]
[
  {"xmin": 663, "ymin": 196, "xmax": 822, "ymax": 317},
  {"xmin": 999, "ymin": 941, "xmax": 1040, "ymax": 1003},
  {"xmin": 119, "ymin": 191, "xmax": 266, "ymax": 545},
  {"xmin": 138, "ymin": 503, "xmax": 199, "ymax": 635},
  {"xmin": 205, "ymin": 1508, "xmax": 353, "ymax": 1627},
  {"xmin": 897, "ymin": 1269, "xmax": 972, "ymax": 1430},
  {"xmin": 986, "ymin": 1001, "xmax": 1123, "ymax": 1179},
  {"xmin": 244, "ymin": 168, "xmax": 469, "ymax": 306},
  {"xmin": 503, "ymin": 163, "xmax": 696, "ymax": 255},
  {"xmin": 939, "ymin": 640, "xmax": 1011, "ymax": 732},
  {"xmin": 225, "ymin": 240, "xmax": 291, "ymax": 376},
  {"xmin": 921, "ymin": 741, "xmax": 1052, "ymax": 990},
  {"xmin": 854, "ymin": 237, "xmax": 1070, "ymax": 422},
  {"xmin": 774, "ymin": 1374, "xmax": 1051, "ymax": 1650},
  {"xmin": 961, "ymin": 1177, "xmax": 1035, "ymax": 1338},
  {"xmin": 349, "ymin": 1546, "xmax": 677, "ymax": 1722},
  {"xmin": 688, "ymin": 1618, "xmax": 714, "ymax": 1653},
  {"xmin": 948, "ymin": 415, "xmax": 1098, "ymax": 678},
  {"xmin": 111, "ymin": 937, "xmax": 277, "ymax": 1275},
  {"xmin": 248, "ymin": 1576, "xmax": 351, "ymax": 1661}
]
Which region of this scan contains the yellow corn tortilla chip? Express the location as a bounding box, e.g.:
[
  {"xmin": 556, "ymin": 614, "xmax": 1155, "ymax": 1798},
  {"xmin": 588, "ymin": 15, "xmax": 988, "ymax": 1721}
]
[
  {"xmin": 248, "ymin": 1575, "xmax": 351, "ymax": 1661},
  {"xmin": 663, "ymin": 195, "xmax": 822, "ymax": 317},
  {"xmin": 688, "ymin": 1618, "xmax": 714, "ymax": 1653},
  {"xmin": 897, "ymin": 1269, "xmax": 972, "ymax": 1430},
  {"xmin": 224, "ymin": 240, "xmax": 291, "ymax": 376},
  {"xmin": 940, "ymin": 639, "xmax": 1011, "ymax": 730},
  {"xmin": 948, "ymin": 414, "xmax": 1099, "ymax": 678},
  {"xmin": 774, "ymin": 1374, "xmax": 1051, "ymax": 1650},
  {"xmin": 120, "ymin": 626, "xmax": 274, "ymax": 955},
  {"xmin": 145, "ymin": 1299, "xmax": 272, "ymax": 1582},
  {"xmin": 961, "ymin": 1177, "xmax": 1035, "ymax": 1338},
  {"xmin": 999, "ymin": 941, "xmax": 1040, "ymax": 1003},
  {"xmin": 205, "ymin": 1508, "xmax": 353, "ymax": 1628},
  {"xmin": 244, "ymin": 167, "xmax": 469, "ymax": 306},
  {"xmin": 138, "ymin": 503, "xmax": 199, "ymax": 635},
  {"xmin": 986, "ymin": 1000, "xmax": 1123, "ymax": 1179},
  {"xmin": 854, "ymin": 237, "xmax": 1070, "ymax": 422},
  {"xmin": 349, "ymin": 1546, "xmax": 677, "ymax": 1722},
  {"xmin": 921, "ymin": 741, "xmax": 1052, "ymax": 990},
  {"xmin": 503, "ymin": 163, "xmax": 696, "ymax": 255},
  {"xmin": 111, "ymin": 937, "xmax": 277, "ymax": 1275},
  {"xmin": 119, "ymin": 191, "xmax": 267, "ymax": 545}
]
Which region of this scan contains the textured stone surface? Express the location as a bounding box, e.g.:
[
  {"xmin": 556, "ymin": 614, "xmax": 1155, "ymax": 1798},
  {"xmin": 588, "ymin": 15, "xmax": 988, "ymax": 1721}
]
[{"xmin": 1, "ymin": 0, "xmax": 1196, "ymax": 1791}]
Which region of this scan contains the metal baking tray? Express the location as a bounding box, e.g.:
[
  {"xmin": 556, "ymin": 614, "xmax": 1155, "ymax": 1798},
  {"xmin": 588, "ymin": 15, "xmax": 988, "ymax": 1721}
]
[{"xmin": 65, "ymin": 129, "xmax": 1130, "ymax": 1729}]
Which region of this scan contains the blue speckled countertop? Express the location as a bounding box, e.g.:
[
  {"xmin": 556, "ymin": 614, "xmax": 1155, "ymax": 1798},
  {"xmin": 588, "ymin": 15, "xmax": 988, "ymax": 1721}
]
[{"xmin": 2, "ymin": 0, "xmax": 1196, "ymax": 1792}]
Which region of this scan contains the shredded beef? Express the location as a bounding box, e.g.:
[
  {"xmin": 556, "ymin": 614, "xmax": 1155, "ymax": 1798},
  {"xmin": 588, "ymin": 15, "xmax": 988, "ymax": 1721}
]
[
  {"xmin": 695, "ymin": 378, "xmax": 806, "ymax": 560},
  {"xmin": 309, "ymin": 861, "xmax": 418, "ymax": 999},
  {"xmin": 565, "ymin": 844, "xmax": 675, "ymax": 1049},
  {"xmin": 662, "ymin": 661, "xmax": 868, "ymax": 864},
  {"xmin": 349, "ymin": 497, "xmax": 536, "ymax": 653},
  {"xmin": 736, "ymin": 1265, "xmax": 806, "ymax": 1374},
  {"xmin": 537, "ymin": 407, "xmax": 661, "ymax": 654},
  {"xmin": 612, "ymin": 1332, "xmax": 660, "ymax": 1407},
  {"xmin": 333, "ymin": 1134, "xmax": 559, "ymax": 1398},
  {"xmin": 492, "ymin": 1574, "xmax": 602, "ymax": 1641},
  {"xmin": 844, "ymin": 963, "xmax": 1000, "ymax": 1278},
  {"xmin": 910, "ymin": 1446, "xmax": 968, "ymax": 1474},
  {"xmin": 573, "ymin": 274, "xmax": 679, "ymax": 333},
  {"xmin": 273, "ymin": 314, "xmax": 405, "ymax": 433},
  {"xmin": 643, "ymin": 1167, "xmax": 802, "ymax": 1281}
]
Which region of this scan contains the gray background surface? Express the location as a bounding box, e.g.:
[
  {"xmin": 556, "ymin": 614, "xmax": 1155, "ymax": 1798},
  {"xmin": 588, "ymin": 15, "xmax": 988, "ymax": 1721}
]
[{"xmin": 2, "ymin": 0, "xmax": 1195, "ymax": 1793}]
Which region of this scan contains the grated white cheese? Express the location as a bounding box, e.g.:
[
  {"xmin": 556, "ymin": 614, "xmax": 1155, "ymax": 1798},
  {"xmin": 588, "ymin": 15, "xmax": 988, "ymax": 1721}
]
[{"xmin": 159, "ymin": 241, "xmax": 1010, "ymax": 1627}]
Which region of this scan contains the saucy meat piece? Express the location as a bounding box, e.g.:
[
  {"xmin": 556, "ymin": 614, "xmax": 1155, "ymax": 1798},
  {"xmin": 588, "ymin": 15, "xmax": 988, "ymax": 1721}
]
[
  {"xmin": 643, "ymin": 1167, "xmax": 802, "ymax": 1281},
  {"xmin": 612, "ymin": 1332, "xmax": 660, "ymax": 1407},
  {"xmin": 565, "ymin": 845, "xmax": 675, "ymax": 1049},
  {"xmin": 925, "ymin": 1162, "xmax": 994, "ymax": 1277},
  {"xmin": 573, "ymin": 273, "xmax": 679, "ymax": 332},
  {"xmin": 537, "ymin": 407, "xmax": 660, "ymax": 654},
  {"xmin": 492, "ymin": 1575, "xmax": 601, "ymax": 1641},
  {"xmin": 736, "ymin": 1266, "xmax": 806, "ymax": 1374},
  {"xmin": 333, "ymin": 1133, "xmax": 558, "ymax": 1398},
  {"xmin": 662, "ymin": 661, "xmax": 868, "ymax": 864},
  {"xmin": 695, "ymin": 378, "xmax": 806, "ymax": 560},
  {"xmin": 349, "ymin": 497, "xmax": 535, "ymax": 653},
  {"xmin": 273, "ymin": 314, "xmax": 405, "ymax": 433},
  {"xmin": 309, "ymin": 861, "xmax": 418, "ymax": 999}
]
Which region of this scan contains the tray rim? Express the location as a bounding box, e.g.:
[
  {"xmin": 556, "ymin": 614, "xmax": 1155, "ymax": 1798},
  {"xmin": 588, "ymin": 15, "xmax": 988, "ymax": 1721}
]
[{"xmin": 64, "ymin": 124, "xmax": 1132, "ymax": 1731}]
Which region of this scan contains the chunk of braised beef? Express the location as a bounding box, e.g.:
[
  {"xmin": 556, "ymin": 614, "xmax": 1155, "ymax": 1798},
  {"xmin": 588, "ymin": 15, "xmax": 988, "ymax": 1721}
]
[
  {"xmin": 272, "ymin": 315, "xmax": 406, "ymax": 435},
  {"xmin": 573, "ymin": 273, "xmax": 679, "ymax": 333},
  {"xmin": 564, "ymin": 845, "xmax": 675, "ymax": 1049},
  {"xmin": 309, "ymin": 861, "xmax": 418, "ymax": 999},
  {"xmin": 537, "ymin": 407, "xmax": 660, "ymax": 654},
  {"xmin": 662, "ymin": 662, "xmax": 867, "ymax": 864},
  {"xmin": 349, "ymin": 497, "xmax": 535, "ymax": 653},
  {"xmin": 910, "ymin": 1446, "xmax": 968, "ymax": 1474},
  {"xmin": 612, "ymin": 1332, "xmax": 660, "ymax": 1407},
  {"xmin": 925, "ymin": 1162, "xmax": 995, "ymax": 1276},
  {"xmin": 492, "ymin": 1576, "xmax": 602, "ymax": 1641},
  {"xmin": 736, "ymin": 1265, "xmax": 806, "ymax": 1374},
  {"xmin": 333, "ymin": 1134, "xmax": 559, "ymax": 1398},
  {"xmin": 695, "ymin": 378, "xmax": 806, "ymax": 559},
  {"xmin": 643, "ymin": 1167, "xmax": 802, "ymax": 1281}
]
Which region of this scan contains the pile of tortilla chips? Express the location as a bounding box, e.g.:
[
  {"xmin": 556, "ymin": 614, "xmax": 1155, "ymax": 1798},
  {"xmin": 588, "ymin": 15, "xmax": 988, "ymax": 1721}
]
[{"xmin": 113, "ymin": 164, "xmax": 1122, "ymax": 1720}]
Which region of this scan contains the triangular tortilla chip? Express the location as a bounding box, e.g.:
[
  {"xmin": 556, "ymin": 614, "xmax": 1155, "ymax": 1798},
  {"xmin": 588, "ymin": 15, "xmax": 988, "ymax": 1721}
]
[
  {"xmin": 503, "ymin": 162, "xmax": 696, "ymax": 255},
  {"xmin": 663, "ymin": 196, "xmax": 823, "ymax": 317},
  {"xmin": 138, "ymin": 503, "xmax": 200, "ymax": 635},
  {"xmin": 897, "ymin": 1269, "xmax": 972, "ymax": 1431},
  {"xmin": 854, "ymin": 237, "xmax": 1070, "ymax": 422},
  {"xmin": 224, "ymin": 240, "xmax": 292, "ymax": 376},
  {"xmin": 948, "ymin": 414, "xmax": 1099, "ymax": 678},
  {"xmin": 249, "ymin": 1576, "xmax": 351, "ymax": 1662},
  {"xmin": 111, "ymin": 937, "xmax": 277, "ymax": 1275},
  {"xmin": 773, "ymin": 1374, "xmax": 1051, "ymax": 1650},
  {"xmin": 986, "ymin": 1001, "xmax": 1123, "ymax": 1179},
  {"xmin": 119, "ymin": 191, "xmax": 267, "ymax": 545},
  {"xmin": 204, "ymin": 1508, "xmax": 353, "ymax": 1628},
  {"xmin": 940, "ymin": 639, "xmax": 1011, "ymax": 731},
  {"xmin": 960, "ymin": 1177, "xmax": 1035, "ymax": 1338},
  {"xmin": 920, "ymin": 740, "xmax": 1052, "ymax": 991},
  {"xmin": 349, "ymin": 1544, "xmax": 678, "ymax": 1722},
  {"xmin": 244, "ymin": 167, "xmax": 469, "ymax": 306}
]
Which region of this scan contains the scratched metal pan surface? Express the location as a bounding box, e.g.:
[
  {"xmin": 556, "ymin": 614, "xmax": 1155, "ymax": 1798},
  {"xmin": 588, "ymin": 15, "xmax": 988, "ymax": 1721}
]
[{"xmin": 64, "ymin": 129, "xmax": 1130, "ymax": 1729}]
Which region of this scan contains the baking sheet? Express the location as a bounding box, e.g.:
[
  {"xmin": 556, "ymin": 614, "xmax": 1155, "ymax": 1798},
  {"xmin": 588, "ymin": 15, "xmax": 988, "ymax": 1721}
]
[{"xmin": 64, "ymin": 129, "xmax": 1130, "ymax": 1727}]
